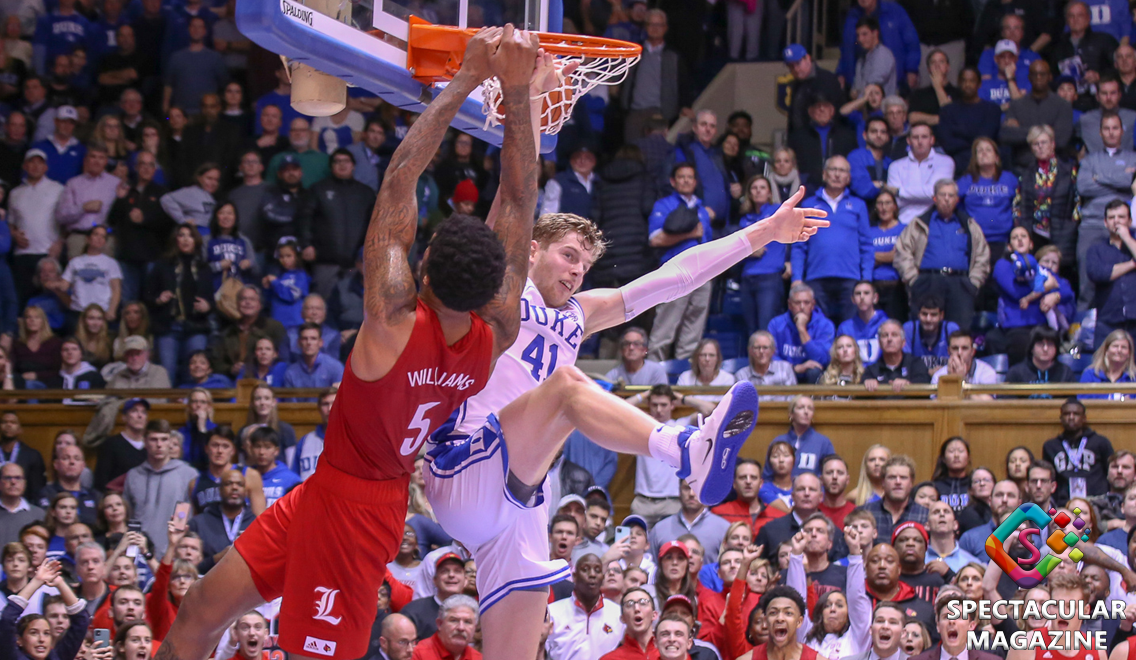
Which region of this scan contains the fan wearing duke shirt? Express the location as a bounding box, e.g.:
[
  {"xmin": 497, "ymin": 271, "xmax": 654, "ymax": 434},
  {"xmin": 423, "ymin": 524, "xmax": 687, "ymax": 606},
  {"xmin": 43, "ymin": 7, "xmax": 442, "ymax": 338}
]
[
  {"xmin": 837, "ymin": 281, "xmax": 887, "ymax": 365},
  {"xmin": 425, "ymin": 189, "xmax": 829, "ymax": 659}
]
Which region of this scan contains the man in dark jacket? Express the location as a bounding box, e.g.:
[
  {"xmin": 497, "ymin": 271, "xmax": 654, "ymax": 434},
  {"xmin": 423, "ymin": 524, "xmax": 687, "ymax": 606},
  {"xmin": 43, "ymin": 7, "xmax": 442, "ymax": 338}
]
[
  {"xmin": 210, "ymin": 285, "xmax": 289, "ymax": 378},
  {"xmin": 591, "ymin": 147, "xmax": 656, "ymax": 289},
  {"xmin": 1042, "ymin": 398, "xmax": 1114, "ymax": 505},
  {"xmin": 672, "ymin": 110, "xmax": 733, "ymax": 226},
  {"xmin": 619, "ymin": 9, "xmax": 692, "ymax": 143},
  {"xmin": 255, "ymin": 155, "xmax": 308, "ymax": 254},
  {"xmin": 0, "ymin": 412, "xmax": 46, "ymax": 499},
  {"xmin": 862, "ymin": 319, "xmax": 932, "ymax": 391},
  {"xmin": 787, "ymin": 93, "xmax": 858, "ymax": 191},
  {"xmin": 785, "ymin": 45, "xmax": 846, "ymax": 133},
  {"xmin": 188, "ymin": 468, "xmax": 255, "ymax": 573},
  {"xmin": 1050, "ymin": 1, "xmax": 1119, "ymax": 111},
  {"xmin": 108, "ymin": 150, "xmax": 172, "ymax": 305},
  {"xmin": 181, "ymin": 93, "xmax": 240, "ymax": 181},
  {"xmin": 1005, "ymin": 325, "xmax": 1075, "ymax": 385},
  {"xmin": 297, "ymin": 148, "xmax": 377, "ymax": 299}
]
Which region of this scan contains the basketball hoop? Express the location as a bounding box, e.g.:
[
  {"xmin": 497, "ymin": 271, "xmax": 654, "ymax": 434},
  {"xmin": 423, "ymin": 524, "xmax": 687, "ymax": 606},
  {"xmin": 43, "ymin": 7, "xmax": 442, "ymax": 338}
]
[{"xmin": 406, "ymin": 17, "xmax": 641, "ymax": 135}]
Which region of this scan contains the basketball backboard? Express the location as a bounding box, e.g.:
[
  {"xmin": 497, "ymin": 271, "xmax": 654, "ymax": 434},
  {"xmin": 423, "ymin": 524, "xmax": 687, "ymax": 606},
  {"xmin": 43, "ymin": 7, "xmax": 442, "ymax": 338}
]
[{"xmin": 237, "ymin": 0, "xmax": 563, "ymax": 151}]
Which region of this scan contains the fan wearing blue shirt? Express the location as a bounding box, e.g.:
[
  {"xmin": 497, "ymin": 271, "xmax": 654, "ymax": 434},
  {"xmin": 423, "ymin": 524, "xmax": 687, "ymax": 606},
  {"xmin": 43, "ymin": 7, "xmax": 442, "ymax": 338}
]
[
  {"xmin": 903, "ymin": 295, "xmax": 958, "ymax": 371},
  {"xmin": 978, "ymin": 40, "xmax": 1026, "ymax": 109},
  {"xmin": 956, "ymin": 137, "xmax": 1019, "ymax": 254},
  {"xmin": 32, "ymin": 0, "xmax": 90, "ymax": 75},
  {"xmin": 737, "ymin": 176, "xmax": 787, "ymax": 338},
  {"xmin": 791, "ymin": 155, "xmax": 874, "ymax": 324},
  {"xmin": 847, "ymin": 117, "xmax": 893, "ymax": 202},
  {"xmin": 768, "ymin": 283, "xmax": 836, "ymax": 384},
  {"xmin": 246, "ymin": 425, "xmax": 302, "ymax": 507},
  {"xmin": 868, "ymin": 190, "xmax": 906, "ymax": 320},
  {"xmin": 837, "ymin": 281, "xmax": 888, "ymax": 365},
  {"xmin": 976, "ymin": 15, "xmax": 1040, "ymax": 91},
  {"xmin": 282, "ymin": 322, "xmax": 345, "ymax": 391}
]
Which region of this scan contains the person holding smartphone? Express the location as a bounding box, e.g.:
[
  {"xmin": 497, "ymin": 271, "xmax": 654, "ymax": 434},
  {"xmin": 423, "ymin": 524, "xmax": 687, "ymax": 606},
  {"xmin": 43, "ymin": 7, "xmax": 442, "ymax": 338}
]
[{"xmin": 0, "ymin": 559, "xmax": 90, "ymax": 660}]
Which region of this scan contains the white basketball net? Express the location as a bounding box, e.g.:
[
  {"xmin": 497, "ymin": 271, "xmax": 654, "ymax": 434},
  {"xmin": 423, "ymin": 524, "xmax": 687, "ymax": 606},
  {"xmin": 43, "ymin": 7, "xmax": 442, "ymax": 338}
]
[{"xmin": 480, "ymin": 52, "xmax": 640, "ymax": 135}]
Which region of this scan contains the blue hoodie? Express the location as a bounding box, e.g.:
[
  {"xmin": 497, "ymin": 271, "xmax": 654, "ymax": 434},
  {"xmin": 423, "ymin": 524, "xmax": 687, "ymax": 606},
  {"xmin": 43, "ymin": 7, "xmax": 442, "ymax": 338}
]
[
  {"xmin": 903, "ymin": 319, "xmax": 959, "ymax": 370},
  {"xmin": 267, "ymin": 268, "xmax": 310, "ymax": 329},
  {"xmin": 847, "ymin": 147, "xmax": 892, "ymax": 201},
  {"xmin": 837, "ymin": 310, "xmax": 888, "ymax": 365},
  {"xmin": 838, "ymin": 1, "xmax": 921, "ymax": 82},
  {"xmin": 260, "ymin": 460, "xmax": 303, "ymax": 506},
  {"xmin": 738, "ymin": 205, "xmax": 786, "ymax": 277},
  {"xmin": 768, "ymin": 309, "xmax": 835, "ymax": 367},
  {"xmin": 992, "ymin": 257, "xmax": 1051, "ymax": 328},
  {"xmin": 206, "ymin": 235, "xmax": 252, "ymax": 292},
  {"xmin": 762, "ymin": 427, "xmax": 836, "ymax": 479},
  {"xmin": 791, "ymin": 191, "xmax": 873, "ymax": 282}
]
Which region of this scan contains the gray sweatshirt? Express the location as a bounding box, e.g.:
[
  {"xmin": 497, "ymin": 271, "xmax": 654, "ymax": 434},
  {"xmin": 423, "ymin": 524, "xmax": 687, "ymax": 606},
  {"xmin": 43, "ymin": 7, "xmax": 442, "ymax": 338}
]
[
  {"xmin": 122, "ymin": 458, "xmax": 198, "ymax": 555},
  {"xmin": 1077, "ymin": 148, "xmax": 1136, "ymax": 227},
  {"xmin": 160, "ymin": 186, "xmax": 216, "ymax": 231}
]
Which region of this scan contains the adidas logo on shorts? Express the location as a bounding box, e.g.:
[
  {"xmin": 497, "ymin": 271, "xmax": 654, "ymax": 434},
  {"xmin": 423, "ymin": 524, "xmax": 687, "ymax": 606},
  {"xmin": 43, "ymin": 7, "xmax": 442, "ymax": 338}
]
[{"xmin": 304, "ymin": 636, "xmax": 337, "ymax": 657}]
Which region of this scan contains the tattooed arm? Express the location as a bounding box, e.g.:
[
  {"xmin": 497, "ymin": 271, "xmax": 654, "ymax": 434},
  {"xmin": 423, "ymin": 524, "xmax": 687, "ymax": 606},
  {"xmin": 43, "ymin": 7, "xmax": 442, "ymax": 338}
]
[
  {"xmin": 351, "ymin": 27, "xmax": 503, "ymax": 381},
  {"xmin": 476, "ymin": 29, "xmax": 542, "ymax": 358}
]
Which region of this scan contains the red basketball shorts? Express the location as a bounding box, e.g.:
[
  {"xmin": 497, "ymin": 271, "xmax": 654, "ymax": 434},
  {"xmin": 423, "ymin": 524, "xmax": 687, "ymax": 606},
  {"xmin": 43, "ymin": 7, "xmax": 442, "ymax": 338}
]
[{"xmin": 234, "ymin": 462, "xmax": 409, "ymax": 659}]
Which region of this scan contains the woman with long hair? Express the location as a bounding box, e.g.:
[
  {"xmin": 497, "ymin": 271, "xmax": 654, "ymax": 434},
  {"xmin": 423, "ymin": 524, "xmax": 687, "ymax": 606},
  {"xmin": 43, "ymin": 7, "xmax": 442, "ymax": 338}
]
[
  {"xmin": 852, "ymin": 444, "xmax": 891, "ymax": 505},
  {"xmin": 161, "ymin": 164, "xmax": 222, "ymax": 238},
  {"xmin": 178, "ymin": 388, "xmax": 216, "ymax": 469},
  {"xmin": 955, "ymin": 466, "xmax": 996, "ymax": 530},
  {"xmin": 1005, "ymin": 446, "xmax": 1034, "ymax": 492},
  {"xmin": 239, "ymin": 383, "xmax": 297, "ymax": 459},
  {"xmin": 654, "ymin": 542, "xmax": 698, "ymax": 610},
  {"xmin": 146, "ymin": 224, "xmax": 213, "ymax": 383},
  {"xmin": 840, "ymin": 83, "xmax": 885, "ymax": 145},
  {"xmin": 930, "ymin": 436, "xmax": 973, "ymax": 511},
  {"xmin": 205, "ymin": 202, "xmax": 256, "ymax": 293},
  {"xmin": 75, "ymin": 304, "xmax": 111, "ymax": 369},
  {"xmin": 13, "ymin": 306, "xmax": 62, "ymax": 383},
  {"xmin": 738, "ymin": 175, "xmax": 789, "ymax": 336},
  {"xmin": 816, "ymin": 335, "xmax": 864, "ymax": 386},
  {"xmin": 1081, "ymin": 329, "xmax": 1136, "ymax": 399},
  {"xmin": 768, "ymin": 147, "xmax": 799, "ymax": 204},
  {"xmin": 91, "ymin": 115, "xmax": 130, "ymax": 170},
  {"xmin": 235, "ymin": 337, "xmax": 287, "ymax": 386},
  {"xmin": 958, "ymin": 137, "xmax": 1018, "ymax": 259},
  {"xmin": 868, "ymin": 190, "xmax": 906, "ymax": 321},
  {"xmin": 1013, "ymin": 124, "xmax": 1078, "ymax": 281},
  {"xmin": 790, "ymin": 527, "xmax": 869, "ymax": 658},
  {"xmin": 0, "ymin": 559, "xmax": 89, "ymax": 660},
  {"xmin": 760, "ymin": 441, "xmax": 795, "ymax": 507},
  {"xmin": 219, "ymin": 81, "xmax": 252, "ymax": 137},
  {"xmin": 700, "ymin": 522, "xmax": 754, "ymax": 592},
  {"xmin": 677, "ymin": 338, "xmax": 736, "ymax": 401},
  {"xmin": 44, "ymin": 494, "xmax": 78, "ymax": 562},
  {"xmin": 113, "ymin": 621, "xmax": 152, "ymax": 660},
  {"xmin": 112, "ymin": 302, "xmax": 151, "ymax": 362},
  {"xmin": 386, "ymin": 525, "xmax": 422, "ymax": 587}
]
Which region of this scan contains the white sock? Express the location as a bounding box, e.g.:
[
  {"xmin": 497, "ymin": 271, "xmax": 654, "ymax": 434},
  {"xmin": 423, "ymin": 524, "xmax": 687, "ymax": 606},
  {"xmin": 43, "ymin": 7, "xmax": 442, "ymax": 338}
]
[{"xmin": 648, "ymin": 424, "xmax": 683, "ymax": 469}]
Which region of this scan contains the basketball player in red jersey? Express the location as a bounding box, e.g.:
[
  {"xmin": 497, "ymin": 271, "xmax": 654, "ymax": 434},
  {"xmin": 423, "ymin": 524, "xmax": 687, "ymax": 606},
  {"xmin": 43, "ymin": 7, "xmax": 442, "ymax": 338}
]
[{"xmin": 155, "ymin": 27, "xmax": 548, "ymax": 660}]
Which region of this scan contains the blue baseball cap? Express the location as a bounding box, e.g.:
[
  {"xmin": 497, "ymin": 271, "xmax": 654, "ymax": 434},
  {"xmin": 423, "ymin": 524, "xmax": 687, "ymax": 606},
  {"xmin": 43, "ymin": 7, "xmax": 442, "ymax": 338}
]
[
  {"xmin": 622, "ymin": 514, "xmax": 648, "ymax": 531},
  {"xmin": 121, "ymin": 397, "xmax": 150, "ymax": 413},
  {"xmin": 279, "ymin": 154, "xmax": 301, "ymax": 168},
  {"xmin": 783, "ymin": 44, "xmax": 807, "ymax": 64}
]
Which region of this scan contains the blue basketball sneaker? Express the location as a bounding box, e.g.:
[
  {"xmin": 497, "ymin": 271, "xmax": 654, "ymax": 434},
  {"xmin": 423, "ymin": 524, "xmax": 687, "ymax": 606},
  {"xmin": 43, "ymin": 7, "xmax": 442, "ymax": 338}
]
[{"xmin": 676, "ymin": 381, "xmax": 759, "ymax": 506}]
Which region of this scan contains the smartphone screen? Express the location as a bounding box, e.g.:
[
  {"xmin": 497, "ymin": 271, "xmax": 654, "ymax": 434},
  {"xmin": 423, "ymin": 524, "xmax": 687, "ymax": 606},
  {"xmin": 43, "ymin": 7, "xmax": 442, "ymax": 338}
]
[{"xmin": 173, "ymin": 502, "xmax": 191, "ymax": 531}]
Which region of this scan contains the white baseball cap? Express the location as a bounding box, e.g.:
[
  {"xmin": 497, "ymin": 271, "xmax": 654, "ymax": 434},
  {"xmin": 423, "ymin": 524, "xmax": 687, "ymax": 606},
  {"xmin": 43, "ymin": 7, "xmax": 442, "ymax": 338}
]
[
  {"xmin": 56, "ymin": 105, "xmax": 79, "ymax": 121},
  {"xmin": 23, "ymin": 148, "xmax": 47, "ymax": 162},
  {"xmin": 994, "ymin": 39, "xmax": 1019, "ymax": 56}
]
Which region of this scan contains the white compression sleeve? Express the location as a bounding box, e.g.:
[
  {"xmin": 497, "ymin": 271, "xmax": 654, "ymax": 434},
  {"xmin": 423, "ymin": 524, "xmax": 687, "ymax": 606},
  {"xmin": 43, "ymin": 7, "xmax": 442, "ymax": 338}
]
[{"xmin": 619, "ymin": 230, "xmax": 756, "ymax": 321}]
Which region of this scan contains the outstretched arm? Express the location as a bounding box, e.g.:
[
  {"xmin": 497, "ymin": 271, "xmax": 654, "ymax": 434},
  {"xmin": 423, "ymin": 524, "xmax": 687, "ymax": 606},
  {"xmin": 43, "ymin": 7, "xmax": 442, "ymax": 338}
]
[
  {"xmin": 352, "ymin": 28, "xmax": 502, "ymax": 380},
  {"xmin": 578, "ymin": 186, "xmax": 828, "ymax": 334},
  {"xmin": 475, "ymin": 28, "xmax": 543, "ymax": 357}
]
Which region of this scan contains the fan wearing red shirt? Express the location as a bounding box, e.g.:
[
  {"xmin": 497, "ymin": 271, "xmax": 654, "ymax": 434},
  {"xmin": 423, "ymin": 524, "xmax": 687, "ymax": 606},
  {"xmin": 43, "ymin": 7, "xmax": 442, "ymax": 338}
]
[
  {"xmin": 818, "ymin": 455, "xmax": 855, "ymax": 529},
  {"xmin": 601, "ymin": 587, "xmax": 658, "ymax": 660},
  {"xmin": 224, "ymin": 612, "xmax": 270, "ymax": 660},
  {"xmin": 156, "ymin": 28, "xmax": 545, "ymax": 660},
  {"xmin": 411, "ymin": 595, "xmax": 482, "ymax": 660},
  {"xmin": 712, "ymin": 460, "xmax": 788, "ymax": 536}
]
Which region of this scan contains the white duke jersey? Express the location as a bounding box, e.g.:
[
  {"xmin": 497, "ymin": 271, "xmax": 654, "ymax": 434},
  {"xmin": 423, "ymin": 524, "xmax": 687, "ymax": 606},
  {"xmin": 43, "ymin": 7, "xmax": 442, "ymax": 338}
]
[{"xmin": 454, "ymin": 279, "xmax": 587, "ymax": 435}]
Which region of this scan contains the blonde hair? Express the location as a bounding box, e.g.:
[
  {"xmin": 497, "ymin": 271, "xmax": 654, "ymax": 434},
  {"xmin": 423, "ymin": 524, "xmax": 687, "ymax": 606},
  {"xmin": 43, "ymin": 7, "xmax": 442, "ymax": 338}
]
[
  {"xmin": 92, "ymin": 115, "xmax": 129, "ymax": 158},
  {"xmin": 852, "ymin": 444, "xmax": 891, "ymax": 505},
  {"xmin": 817, "ymin": 334, "xmax": 864, "ymax": 385},
  {"xmin": 114, "ymin": 302, "xmax": 151, "ymax": 361},
  {"xmin": 77, "ymin": 304, "xmax": 112, "ymax": 366},
  {"xmin": 719, "ymin": 521, "xmax": 752, "ymax": 555},
  {"xmin": 19, "ymin": 306, "xmax": 53, "ymax": 344},
  {"xmin": 408, "ymin": 483, "xmax": 436, "ymax": 521},
  {"xmin": 1089, "ymin": 329, "xmax": 1136, "ymax": 380},
  {"xmin": 186, "ymin": 388, "xmax": 215, "ymax": 423},
  {"xmin": 1026, "ymin": 124, "xmax": 1055, "ymax": 145},
  {"xmin": 533, "ymin": 213, "xmax": 608, "ymax": 261}
]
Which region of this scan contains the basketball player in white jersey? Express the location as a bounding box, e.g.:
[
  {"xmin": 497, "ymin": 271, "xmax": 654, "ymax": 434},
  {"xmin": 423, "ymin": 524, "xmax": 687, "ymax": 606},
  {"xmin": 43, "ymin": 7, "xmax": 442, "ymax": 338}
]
[{"xmin": 425, "ymin": 186, "xmax": 828, "ymax": 659}]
